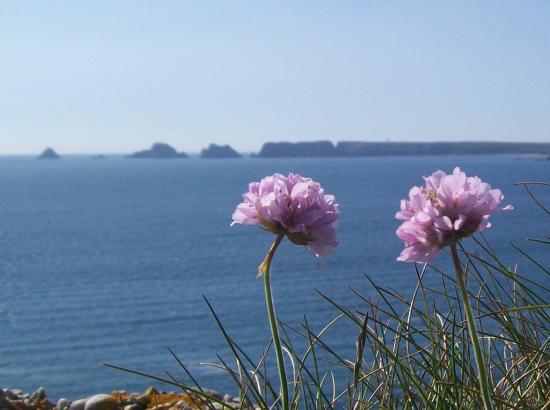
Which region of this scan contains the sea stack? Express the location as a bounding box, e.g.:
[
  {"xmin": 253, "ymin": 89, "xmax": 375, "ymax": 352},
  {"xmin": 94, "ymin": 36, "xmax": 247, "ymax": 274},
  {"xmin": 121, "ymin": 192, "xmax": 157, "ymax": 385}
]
[
  {"xmin": 200, "ymin": 144, "xmax": 242, "ymax": 158},
  {"xmin": 128, "ymin": 143, "xmax": 188, "ymax": 159},
  {"xmin": 37, "ymin": 148, "xmax": 60, "ymax": 159}
]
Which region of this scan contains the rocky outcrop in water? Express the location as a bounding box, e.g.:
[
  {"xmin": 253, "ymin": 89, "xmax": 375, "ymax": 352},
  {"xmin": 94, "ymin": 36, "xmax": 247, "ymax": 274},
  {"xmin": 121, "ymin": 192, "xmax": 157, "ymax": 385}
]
[
  {"xmin": 200, "ymin": 144, "xmax": 241, "ymax": 159},
  {"xmin": 0, "ymin": 387, "xmax": 54, "ymax": 410},
  {"xmin": 258, "ymin": 141, "xmax": 336, "ymax": 157},
  {"xmin": 128, "ymin": 143, "xmax": 188, "ymax": 159},
  {"xmin": 37, "ymin": 148, "xmax": 60, "ymax": 159},
  {"xmin": 0, "ymin": 387, "xmax": 252, "ymax": 410}
]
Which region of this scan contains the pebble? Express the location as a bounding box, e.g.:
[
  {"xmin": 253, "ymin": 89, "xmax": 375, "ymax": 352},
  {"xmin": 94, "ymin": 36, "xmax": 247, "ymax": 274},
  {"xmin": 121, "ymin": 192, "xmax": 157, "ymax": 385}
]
[
  {"xmin": 11, "ymin": 399, "xmax": 29, "ymax": 410},
  {"xmin": 132, "ymin": 394, "xmax": 149, "ymax": 406},
  {"xmin": 212, "ymin": 404, "xmax": 230, "ymax": 410},
  {"xmin": 202, "ymin": 390, "xmax": 222, "ymax": 401},
  {"xmin": 57, "ymin": 399, "xmax": 70, "ymax": 410},
  {"xmin": 84, "ymin": 394, "xmax": 118, "ymax": 410},
  {"xmin": 70, "ymin": 398, "xmax": 88, "ymax": 410},
  {"xmin": 4, "ymin": 391, "xmax": 20, "ymax": 401},
  {"xmin": 34, "ymin": 388, "xmax": 46, "ymax": 401},
  {"xmin": 125, "ymin": 404, "xmax": 145, "ymax": 410}
]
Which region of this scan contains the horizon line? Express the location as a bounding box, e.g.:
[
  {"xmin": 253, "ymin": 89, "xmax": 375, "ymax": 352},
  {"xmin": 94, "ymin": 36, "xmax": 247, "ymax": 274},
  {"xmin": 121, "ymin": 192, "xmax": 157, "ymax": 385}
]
[{"xmin": 2, "ymin": 139, "xmax": 550, "ymax": 156}]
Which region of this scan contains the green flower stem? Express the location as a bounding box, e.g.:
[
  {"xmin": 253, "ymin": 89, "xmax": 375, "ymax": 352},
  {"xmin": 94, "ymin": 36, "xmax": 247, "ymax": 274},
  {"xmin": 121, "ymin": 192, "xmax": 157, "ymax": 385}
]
[
  {"xmin": 450, "ymin": 241, "xmax": 493, "ymax": 410},
  {"xmin": 258, "ymin": 233, "xmax": 288, "ymax": 410}
]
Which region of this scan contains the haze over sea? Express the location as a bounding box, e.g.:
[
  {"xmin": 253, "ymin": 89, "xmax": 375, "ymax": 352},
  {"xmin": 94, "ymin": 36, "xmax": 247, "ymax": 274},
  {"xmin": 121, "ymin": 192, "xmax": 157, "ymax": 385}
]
[{"xmin": 0, "ymin": 155, "xmax": 548, "ymax": 400}]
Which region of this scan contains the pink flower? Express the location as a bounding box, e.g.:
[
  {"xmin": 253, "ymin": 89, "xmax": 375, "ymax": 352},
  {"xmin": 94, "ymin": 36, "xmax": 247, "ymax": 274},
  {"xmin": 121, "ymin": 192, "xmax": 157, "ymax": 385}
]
[
  {"xmin": 396, "ymin": 167, "xmax": 512, "ymax": 263},
  {"xmin": 232, "ymin": 173, "xmax": 339, "ymax": 257}
]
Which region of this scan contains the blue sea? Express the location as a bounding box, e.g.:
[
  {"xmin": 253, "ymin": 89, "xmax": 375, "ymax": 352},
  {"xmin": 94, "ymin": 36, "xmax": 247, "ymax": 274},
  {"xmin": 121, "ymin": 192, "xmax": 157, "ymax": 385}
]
[{"xmin": 0, "ymin": 155, "xmax": 548, "ymax": 400}]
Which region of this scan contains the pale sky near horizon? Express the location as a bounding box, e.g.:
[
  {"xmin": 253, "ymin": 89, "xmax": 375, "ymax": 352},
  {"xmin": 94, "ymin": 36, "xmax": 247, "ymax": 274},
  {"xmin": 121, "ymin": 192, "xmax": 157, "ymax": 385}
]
[{"xmin": 1, "ymin": 1, "xmax": 549, "ymax": 154}]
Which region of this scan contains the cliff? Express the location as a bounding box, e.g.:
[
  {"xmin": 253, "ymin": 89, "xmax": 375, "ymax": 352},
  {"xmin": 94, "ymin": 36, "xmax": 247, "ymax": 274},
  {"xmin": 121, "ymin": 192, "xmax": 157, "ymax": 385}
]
[
  {"xmin": 335, "ymin": 142, "xmax": 550, "ymax": 156},
  {"xmin": 258, "ymin": 141, "xmax": 336, "ymax": 157},
  {"xmin": 256, "ymin": 141, "xmax": 550, "ymax": 157}
]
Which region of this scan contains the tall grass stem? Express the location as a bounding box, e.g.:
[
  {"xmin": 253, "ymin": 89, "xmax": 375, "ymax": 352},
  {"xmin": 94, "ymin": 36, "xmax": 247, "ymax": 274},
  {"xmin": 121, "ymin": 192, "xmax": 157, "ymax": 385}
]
[
  {"xmin": 451, "ymin": 241, "xmax": 493, "ymax": 410},
  {"xmin": 259, "ymin": 233, "xmax": 288, "ymax": 410}
]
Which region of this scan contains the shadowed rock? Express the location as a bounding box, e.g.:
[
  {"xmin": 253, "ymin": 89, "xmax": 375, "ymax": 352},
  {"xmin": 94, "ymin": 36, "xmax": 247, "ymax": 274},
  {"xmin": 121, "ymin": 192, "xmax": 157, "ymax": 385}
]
[
  {"xmin": 128, "ymin": 143, "xmax": 188, "ymax": 159},
  {"xmin": 37, "ymin": 148, "xmax": 60, "ymax": 159},
  {"xmin": 200, "ymin": 144, "xmax": 242, "ymax": 158}
]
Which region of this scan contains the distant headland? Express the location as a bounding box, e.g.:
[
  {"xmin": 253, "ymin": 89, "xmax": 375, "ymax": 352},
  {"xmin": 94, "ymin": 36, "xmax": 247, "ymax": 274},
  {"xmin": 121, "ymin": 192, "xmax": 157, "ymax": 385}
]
[
  {"xmin": 256, "ymin": 141, "xmax": 550, "ymax": 157},
  {"xmin": 128, "ymin": 143, "xmax": 188, "ymax": 159},
  {"xmin": 258, "ymin": 140, "xmax": 337, "ymax": 157},
  {"xmin": 37, "ymin": 148, "xmax": 60, "ymax": 159},
  {"xmin": 200, "ymin": 144, "xmax": 242, "ymax": 159},
  {"xmin": 335, "ymin": 141, "xmax": 550, "ymax": 157}
]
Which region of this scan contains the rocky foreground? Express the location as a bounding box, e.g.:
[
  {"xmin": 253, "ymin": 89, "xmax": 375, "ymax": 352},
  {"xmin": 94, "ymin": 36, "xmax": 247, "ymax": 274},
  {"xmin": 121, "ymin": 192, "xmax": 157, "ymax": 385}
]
[{"xmin": 0, "ymin": 387, "xmax": 251, "ymax": 410}]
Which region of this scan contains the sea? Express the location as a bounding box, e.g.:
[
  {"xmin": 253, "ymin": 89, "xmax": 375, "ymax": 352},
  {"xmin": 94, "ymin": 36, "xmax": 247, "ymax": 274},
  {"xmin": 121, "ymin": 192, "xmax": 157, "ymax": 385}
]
[{"xmin": 0, "ymin": 155, "xmax": 548, "ymax": 400}]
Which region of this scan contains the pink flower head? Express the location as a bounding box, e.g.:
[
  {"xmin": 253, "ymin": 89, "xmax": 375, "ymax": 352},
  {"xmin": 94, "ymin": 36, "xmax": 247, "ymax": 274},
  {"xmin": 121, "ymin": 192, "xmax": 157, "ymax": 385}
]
[
  {"xmin": 232, "ymin": 173, "xmax": 339, "ymax": 257},
  {"xmin": 396, "ymin": 167, "xmax": 512, "ymax": 263}
]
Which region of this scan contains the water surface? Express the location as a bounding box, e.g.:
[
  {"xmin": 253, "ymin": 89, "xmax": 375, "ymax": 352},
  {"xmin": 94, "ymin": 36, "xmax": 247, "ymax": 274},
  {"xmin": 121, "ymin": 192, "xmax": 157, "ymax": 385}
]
[{"xmin": 0, "ymin": 155, "xmax": 548, "ymax": 399}]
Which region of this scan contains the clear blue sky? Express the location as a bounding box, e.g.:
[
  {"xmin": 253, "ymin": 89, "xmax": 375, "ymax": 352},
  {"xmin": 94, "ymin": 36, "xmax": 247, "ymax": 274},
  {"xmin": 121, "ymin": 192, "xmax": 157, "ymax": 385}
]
[{"xmin": 1, "ymin": 1, "xmax": 549, "ymax": 154}]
